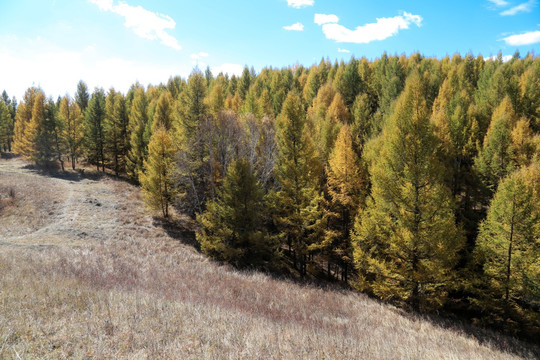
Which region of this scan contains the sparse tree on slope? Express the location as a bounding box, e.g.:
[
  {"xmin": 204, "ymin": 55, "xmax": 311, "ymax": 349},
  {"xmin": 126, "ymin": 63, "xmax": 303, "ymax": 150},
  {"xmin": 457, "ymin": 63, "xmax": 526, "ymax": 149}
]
[
  {"xmin": 104, "ymin": 90, "xmax": 129, "ymax": 175},
  {"xmin": 59, "ymin": 96, "xmax": 84, "ymax": 169},
  {"xmin": 139, "ymin": 125, "xmax": 177, "ymax": 218},
  {"xmin": 13, "ymin": 88, "xmax": 40, "ymax": 158}
]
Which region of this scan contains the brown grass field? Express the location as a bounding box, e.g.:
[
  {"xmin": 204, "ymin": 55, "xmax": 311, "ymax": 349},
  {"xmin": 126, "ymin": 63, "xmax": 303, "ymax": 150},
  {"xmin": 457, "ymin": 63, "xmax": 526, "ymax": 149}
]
[{"xmin": 0, "ymin": 156, "xmax": 538, "ymax": 359}]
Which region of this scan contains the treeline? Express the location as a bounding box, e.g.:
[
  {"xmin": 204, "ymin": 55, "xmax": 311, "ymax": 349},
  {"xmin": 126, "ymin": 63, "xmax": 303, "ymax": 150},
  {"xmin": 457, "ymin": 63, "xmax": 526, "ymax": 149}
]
[{"xmin": 1, "ymin": 52, "xmax": 539, "ymax": 337}]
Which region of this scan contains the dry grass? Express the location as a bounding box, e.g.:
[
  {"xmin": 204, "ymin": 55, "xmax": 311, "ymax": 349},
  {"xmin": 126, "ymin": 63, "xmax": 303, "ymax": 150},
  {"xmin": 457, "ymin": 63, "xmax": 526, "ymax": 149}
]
[{"xmin": 0, "ymin": 157, "xmax": 538, "ymax": 359}]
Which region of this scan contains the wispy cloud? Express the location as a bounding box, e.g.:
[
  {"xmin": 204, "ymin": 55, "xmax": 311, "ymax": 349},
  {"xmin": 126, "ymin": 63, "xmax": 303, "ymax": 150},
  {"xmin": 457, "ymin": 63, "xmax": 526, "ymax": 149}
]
[
  {"xmin": 487, "ymin": 0, "xmax": 509, "ymax": 6},
  {"xmin": 317, "ymin": 12, "xmax": 422, "ymax": 44},
  {"xmin": 88, "ymin": 0, "xmax": 182, "ymax": 50},
  {"xmin": 314, "ymin": 14, "xmax": 339, "ymax": 25},
  {"xmin": 286, "ymin": 0, "xmax": 313, "ymax": 8},
  {"xmin": 283, "ymin": 22, "xmax": 304, "ymax": 31},
  {"xmin": 190, "ymin": 52, "xmax": 209, "ymax": 60},
  {"xmin": 338, "ymin": 48, "xmax": 350, "ymax": 53},
  {"xmin": 503, "ymin": 30, "xmax": 540, "ymax": 45},
  {"xmin": 500, "ymin": 0, "xmax": 537, "ymax": 15}
]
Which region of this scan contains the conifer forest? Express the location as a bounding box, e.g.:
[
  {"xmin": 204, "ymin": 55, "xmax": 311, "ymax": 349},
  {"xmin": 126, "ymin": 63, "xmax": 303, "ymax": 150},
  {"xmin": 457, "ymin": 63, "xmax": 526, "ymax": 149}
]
[{"xmin": 1, "ymin": 52, "xmax": 539, "ymax": 342}]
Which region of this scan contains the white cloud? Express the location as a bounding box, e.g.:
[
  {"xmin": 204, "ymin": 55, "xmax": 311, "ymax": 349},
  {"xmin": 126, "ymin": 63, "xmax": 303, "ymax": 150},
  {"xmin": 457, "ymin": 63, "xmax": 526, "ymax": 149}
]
[
  {"xmin": 318, "ymin": 12, "xmax": 422, "ymax": 44},
  {"xmin": 503, "ymin": 30, "xmax": 540, "ymax": 45},
  {"xmin": 500, "ymin": 0, "xmax": 537, "ymax": 15},
  {"xmin": 338, "ymin": 48, "xmax": 350, "ymax": 53},
  {"xmin": 0, "ymin": 35, "xmax": 190, "ymax": 100},
  {"xmin": 314, "ymin": 14, "xmax": 339, "ymax": 25},
  {"xmin": 287, "ymin": 0, "xmax": 314, "ymax": 8},
  {"xmin": 190, "ymin": 52, "xmax": 209, "ymax": 60},
  {"xmin": 283, "ymin": 22, "xmax": 304, "ymax": 31},
  {"xmin": 212, "ymin": 63, "xmax": 244, "ymax": 77},
  {"xmin": 88, "ymin": 0, "xmax": 181, "ymax": 50},
  {"xmin": 487, "ymin": 0, "xmax": 509, "ymax": 6},
  {"xmin": 486, "ymin": 54, "xmax": 513, "ymax": 62}
]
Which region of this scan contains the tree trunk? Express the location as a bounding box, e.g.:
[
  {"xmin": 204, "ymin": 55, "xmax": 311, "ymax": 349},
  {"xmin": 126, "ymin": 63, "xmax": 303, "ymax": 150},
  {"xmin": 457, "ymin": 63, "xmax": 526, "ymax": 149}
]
[{"xmin": 505, "ymin": 198, "xmax": 516, "ymax": 306}]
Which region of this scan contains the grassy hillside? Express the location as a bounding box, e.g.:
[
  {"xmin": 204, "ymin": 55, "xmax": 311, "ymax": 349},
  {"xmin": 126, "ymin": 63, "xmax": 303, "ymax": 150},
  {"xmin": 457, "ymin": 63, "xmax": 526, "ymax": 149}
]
[{"xmin": 0, "ymin": 156, "xmax": 538, "ymax": 359}]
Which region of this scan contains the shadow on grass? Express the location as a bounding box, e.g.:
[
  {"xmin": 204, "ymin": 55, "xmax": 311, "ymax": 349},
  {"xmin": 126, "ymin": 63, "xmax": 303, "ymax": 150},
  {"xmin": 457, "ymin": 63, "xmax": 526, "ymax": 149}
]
[
  {"xmin": 21, "ymin": 163, "xmax": 123, "ymax": 183},
  {"xmin": 391, "ymin": 303, "xmax": 540, "ymax": 359},
  {"xmin": 152, "ymin": 216, "xmax": 200, "ymax": 251},
  {"xmin": 0, "ymin": 152, "xmax": 18, "ymax": 159}
]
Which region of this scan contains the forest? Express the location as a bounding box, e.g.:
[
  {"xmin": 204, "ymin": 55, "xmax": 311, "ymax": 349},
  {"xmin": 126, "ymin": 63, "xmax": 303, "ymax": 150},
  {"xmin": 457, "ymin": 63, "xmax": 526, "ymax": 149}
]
[{"xmin": 1, "ymin": 52, "xmax": 539, "ymax": 340}]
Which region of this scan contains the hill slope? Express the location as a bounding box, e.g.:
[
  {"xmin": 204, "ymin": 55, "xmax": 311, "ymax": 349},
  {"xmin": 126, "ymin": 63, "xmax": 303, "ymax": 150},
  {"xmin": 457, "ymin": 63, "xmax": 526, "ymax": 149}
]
[{"xmin": 0, "ymin": 157, "xmax": 538, "ymax": 359}]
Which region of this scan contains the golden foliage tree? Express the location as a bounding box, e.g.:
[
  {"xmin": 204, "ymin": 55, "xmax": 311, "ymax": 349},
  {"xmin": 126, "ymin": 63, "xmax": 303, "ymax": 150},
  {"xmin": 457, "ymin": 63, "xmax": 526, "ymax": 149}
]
[
  {"xmin": 271, "ymin": 92, "xmax": 324, "ymax": 276},
  {"xmin": 474, "ymin": 163, "xmax": 540, "ymax": 330},
  {"xmin": 139, "ymin": 125, "xmax": 177, "ymax": 218},
  {"xmin": 59, "ymin": 96, "xmax": 84, "ymax": 169},
  {"xmin": 352, "ymin": 74, "xmax": 464, "ymax": 310},
  {"xmin": 318, "ymin": 125, "xmax": 365, "ymax": 281}
]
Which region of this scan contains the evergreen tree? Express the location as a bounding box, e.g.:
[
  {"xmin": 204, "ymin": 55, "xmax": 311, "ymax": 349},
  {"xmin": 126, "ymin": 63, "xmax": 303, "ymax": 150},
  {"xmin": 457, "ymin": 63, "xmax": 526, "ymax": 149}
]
[
  {"xmin": 75, "ymin": 80, "xmax": 90, "ymax": 113},
  {"xmin": 302, "ymin": 66, "xmax": 321, "ymax": 106},
  {"xmin": 238, "ymin": 66, "xmax": 251, "ymax": 100},
  {"xmin": 258, "ymin": 89, "xmax": 274, "ymax": 118},
  {"xmin": 352, "ymin": 74, "xmax": 464, "ymax": 310},
  {"xmin": 0, "ymin": 101, "xmax": 13, "ymax": 152},
  {"xmin": 207, "ymin": 83, "xmax": 226, "ymax": 117},
  {"xmin": 334, "ymin": 57, "xmax": 360, "ymax": 108},
  {"xmin": 127, "ymin": 88, "xmax": 149, "ymax": 180},
  {"xmin": 47, "ymin": 98, "xmax": 65, "ymax": 170},
  {"xmin": 152, "ymin": 92, "xmax": 174, "ymax": 132},
  {"xmin": 197, "ymin": 159, "xmax": 277, "ymax": 267},
  {"xmin": 176, "ymin": 70, "xmax": 210, "ymax": 214},
  {"xmin": 475, "ymin": 96, "xmax": 517, "ymax": 193},
  {"xmin": 317, "ymin": 125, "xmax": 365, "ymax": 281},
  {"xmin": 104, "ymin": 90, "xmax": 128, "ymax": 175},
  {"xmin": 59, "ymin": 96, "xmax": 84, "ymax": 169},
  {"xmin": 271, "ymin": 92, "xmax": 323, "ymax": 276},
  {"xmin": 84, "ymin": 88, "xmax": 106, "ymax": 172},
  {"xmin": 474, "ymin": 164, "xmax": 540, "ymax": 326},
  {"xmin": 23, "ymin": 94, "xmax": 60, "ymax": 167},
  {"xmin": 13, "ymin": 88, "xmax": 40, "ymax": 158},
  {"xmin": 139, "ymin": 126, "xmax": 177, "ymax": 218}
]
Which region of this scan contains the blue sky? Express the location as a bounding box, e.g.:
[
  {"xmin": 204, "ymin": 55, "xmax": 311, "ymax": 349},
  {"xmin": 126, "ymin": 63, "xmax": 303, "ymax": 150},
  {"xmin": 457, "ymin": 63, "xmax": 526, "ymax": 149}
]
[{"xmin": 0, "ymin": 0, "xmax": 538, "ymax": 99}]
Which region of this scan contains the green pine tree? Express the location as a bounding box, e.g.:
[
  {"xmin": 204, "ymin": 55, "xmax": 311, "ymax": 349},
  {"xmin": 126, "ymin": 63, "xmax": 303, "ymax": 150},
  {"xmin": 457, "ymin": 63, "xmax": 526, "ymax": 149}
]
[
  {"xmin": 84, "ymin": 88, "xmax": 106, "ymax": 172},
  {"xmin": 104, "ymin": 90, "xmax": 129, "ymax": 175},
  {"xmin": 0, "ymin": 100, "xmax": 13, "ymax": 153},
  {"xmin": 75, "ymin": 80, "xmax": 90, "ymax": 113},
  {"xmin": 197, "ymin": 159, "xmax": 277, "ymax": 268},
  {"xmin": 127, "ymin": 87, "xmax": 149, "ymax": 180}
]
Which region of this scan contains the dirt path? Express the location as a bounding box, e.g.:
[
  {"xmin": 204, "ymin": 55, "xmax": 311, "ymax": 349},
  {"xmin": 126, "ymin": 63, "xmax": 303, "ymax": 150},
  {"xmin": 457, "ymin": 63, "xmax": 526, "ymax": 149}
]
[{"xmin": 0, "ymin": 158, "xmax": 140, "ymax": 247}]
